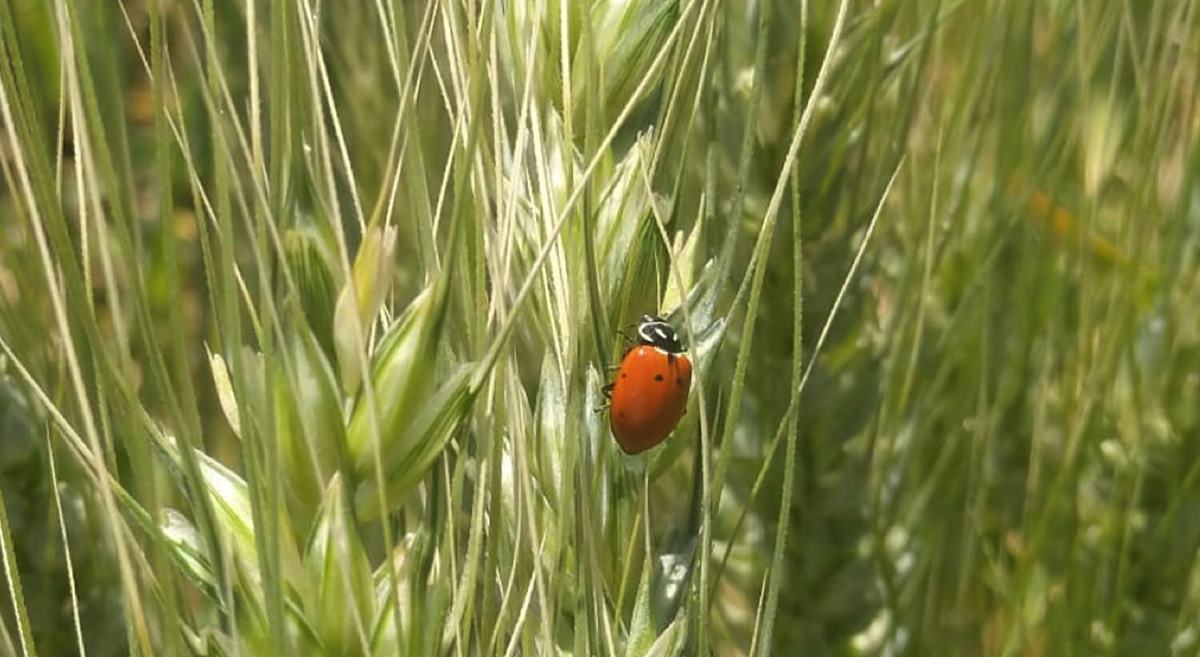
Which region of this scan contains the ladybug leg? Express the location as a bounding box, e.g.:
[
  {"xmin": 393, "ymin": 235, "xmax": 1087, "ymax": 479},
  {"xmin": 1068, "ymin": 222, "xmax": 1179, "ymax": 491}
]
[
  {"xmin": 594, "ymin": 383, "xmax": 614, "ymax": 413},
  {"xmin": 616, "ymin": 320, "xmax": 640, "ymax": 346}
]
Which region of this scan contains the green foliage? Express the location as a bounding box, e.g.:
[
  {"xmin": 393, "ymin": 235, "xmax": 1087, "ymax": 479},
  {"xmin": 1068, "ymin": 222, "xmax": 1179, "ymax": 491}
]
[{"xmin": 2, "ymin": 0, "xmax": 1199, "ymax": 656}]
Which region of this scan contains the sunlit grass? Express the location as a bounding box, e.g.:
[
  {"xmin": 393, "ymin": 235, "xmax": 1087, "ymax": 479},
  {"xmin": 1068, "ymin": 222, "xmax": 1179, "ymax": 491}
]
[{"xmin": 2, "ymin": 0, "xmax": 1199, "ymax": 656}]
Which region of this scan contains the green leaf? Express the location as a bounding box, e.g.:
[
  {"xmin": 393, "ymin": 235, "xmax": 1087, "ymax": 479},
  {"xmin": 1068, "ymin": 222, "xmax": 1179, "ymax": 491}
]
[
  {"xmin": 344, "ymin": 288, "xmax": 438, "ymax": 475},
  {"xmin": 334, "ymin": 225, "xmax": 399, "ymax": 395},
  {"xmin": 274, "ymin": 326, "xmax": 346, "ymax": 529},
  {"xmin": 368, "ymin": 532, "xmax": 419, "ymax": 656},
  {"xmin": 623, "ymin": 548, "xmax": 657, "ymax": 657},
  {"xmin": 208, "ymin": 349, "xmax": 240, "ymax": 438},
  {"xmin": 586, "ymin": 0, "xmax": 680, "ymax": 125},
  {"xmin": 303, "ymin": 474, "xmax": 374, "ymax": 656},
  {"xmin": 284, "ymin": 224, "xmax": 341, "ymax": 361},
  {"xmin": 150, "ymin": 429, "xmax": 302, "ymax": 595},
  {"xmin": 352, "ymin": 366, "xmax": 475, "ymax": 520},
  {"xmin": 535, "ymin": 352, "xmax": 568, "ymax": 510}
]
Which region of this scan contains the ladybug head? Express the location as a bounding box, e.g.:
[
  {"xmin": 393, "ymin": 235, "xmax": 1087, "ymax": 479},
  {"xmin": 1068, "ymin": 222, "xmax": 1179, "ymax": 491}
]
[{"xmin": 637, "ymin": 314, "xmax": 684, "ymax": 354}]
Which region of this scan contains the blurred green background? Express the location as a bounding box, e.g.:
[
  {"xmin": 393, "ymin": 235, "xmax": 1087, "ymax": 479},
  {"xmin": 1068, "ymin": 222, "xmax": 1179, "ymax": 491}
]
[{"xmin": 2, "ymin": 0, "xmax": 1199, "ymax": 655}]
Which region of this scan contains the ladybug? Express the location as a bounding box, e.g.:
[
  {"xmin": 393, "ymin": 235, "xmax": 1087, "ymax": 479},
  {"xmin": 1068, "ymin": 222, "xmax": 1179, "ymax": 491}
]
[{"xmin": 603, "ymin": 315, "xmax": 693, "ymax": 455}]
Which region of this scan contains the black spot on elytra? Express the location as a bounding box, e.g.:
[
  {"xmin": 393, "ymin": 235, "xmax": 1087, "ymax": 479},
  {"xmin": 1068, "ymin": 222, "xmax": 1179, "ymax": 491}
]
[
  {"xmin": 621, "ymin": 373, "xmax": 628, "ymax": 379},
  {"xmin": 676, "ymin": 378, "xmax": 684, "ymax": 386},
  {"xmin": 619, "ymin": 411, "xmax": 626, "ymax": 418},
  {"xmin": 654, "ymin": 374, "xmax": 664, "ymax": 382}
]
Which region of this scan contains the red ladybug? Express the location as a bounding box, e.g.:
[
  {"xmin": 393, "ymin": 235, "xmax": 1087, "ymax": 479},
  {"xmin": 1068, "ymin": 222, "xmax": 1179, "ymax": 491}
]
[{"xmin": 603, "ymin": 315, "xmax": 693, "ymax": 454}]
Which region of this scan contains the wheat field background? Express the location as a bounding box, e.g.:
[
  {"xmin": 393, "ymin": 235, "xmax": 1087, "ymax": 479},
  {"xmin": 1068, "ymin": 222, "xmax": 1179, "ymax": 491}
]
[{"xmin": 1, "ymin": 0, "xmax": 1198, "ymax": 655}]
